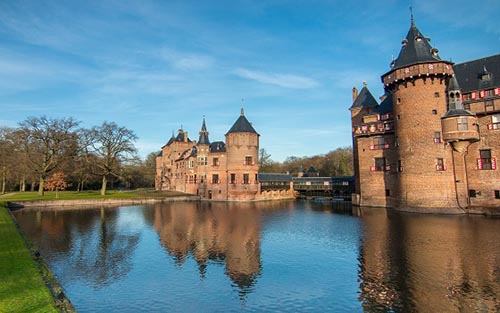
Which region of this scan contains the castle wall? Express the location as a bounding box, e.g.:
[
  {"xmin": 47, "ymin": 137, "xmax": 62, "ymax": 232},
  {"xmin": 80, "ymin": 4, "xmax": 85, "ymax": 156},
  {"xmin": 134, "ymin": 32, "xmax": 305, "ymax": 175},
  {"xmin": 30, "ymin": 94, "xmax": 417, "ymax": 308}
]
[{"xmin": 388, "ymin": 70, "xmax": 460, "ymax": 211}]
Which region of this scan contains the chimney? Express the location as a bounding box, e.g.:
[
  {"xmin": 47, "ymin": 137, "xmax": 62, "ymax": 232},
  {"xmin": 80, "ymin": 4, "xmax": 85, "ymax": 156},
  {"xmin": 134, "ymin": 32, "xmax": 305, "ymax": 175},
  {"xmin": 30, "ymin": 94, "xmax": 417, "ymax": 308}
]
[{"xmin": 352, "ymin": 87, "xmax": 358, "ymax": 102}]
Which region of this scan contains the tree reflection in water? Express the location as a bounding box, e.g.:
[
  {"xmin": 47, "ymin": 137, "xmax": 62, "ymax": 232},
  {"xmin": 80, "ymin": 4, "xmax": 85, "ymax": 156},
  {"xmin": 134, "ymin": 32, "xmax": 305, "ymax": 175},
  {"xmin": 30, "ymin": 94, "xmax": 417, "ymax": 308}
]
[{"xmin": 15, "ymin": 207, "xmax": 141, "ymax": 288}]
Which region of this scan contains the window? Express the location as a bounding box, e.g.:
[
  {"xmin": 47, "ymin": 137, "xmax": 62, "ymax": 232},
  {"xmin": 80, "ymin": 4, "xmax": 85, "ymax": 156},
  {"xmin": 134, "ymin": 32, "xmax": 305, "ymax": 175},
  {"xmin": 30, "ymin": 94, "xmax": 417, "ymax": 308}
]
[
  {"xmin": 436, "ymin": 158, "xmax": 446, "ymax": 171},
  {"xmin": 434, "ymin": 92, "xmax": 439, "ymax": 98},
  {"xmin": 244, "ymin": 156, "xmax": 253, "ymax": 166},
  {"xmin": 397, "ymin": 98, "xmax": 401, "ymax": 104},
  {"xmin": 197, "ymin": 156, "xmax": 207, "ymax": 166},
  {"xmin": 434, "ymin": 131, "xmax": 442, "ymax": 143},
  {"xmin": 486, "ymin": 89, "xmax": 494, "ymax": 97},
  {"xmin": 243, "ymin": 173, "xmax": 250, "ymax": 184},
  {"xmin": 212, "ymin": 174, "xmax": 219, "ymax": 184},
  {"xmin": 212, "ymin": 157, "xmax": 219, "ymax": 166},
  {"xmin": 469, "ymin": 189, "xmax": 477, "ymax": 198},
  {"xmin": 370, "ymin": 137, "xmax": 388, "ymax": 150},
  {"xmin": 485, "ymin": 100, "xmax": 494, "ymax": 109},
  {"xmin": 397, "ymin": 115, "xmax": 401, "ymax": 120},
  {"xmin": 199, "ymin": 174, "xmax": 206, "ymax": 183},
  {"xmin": 464, "ymin": 103, "xmax": 471, "ymax": 110},
  {"xmin": 478, "ymin": 149, "xmax": 495, "ymax": 170},
  {"xmin": 457, "ymin": 118, "xmax": 468, "ymax": 131},
  {"xmin": 371, "ymin": 157, "xmax": 387, "ymax": 172},
  {"xmin": 230, "ymin": 173, "xmax": 236, "ymax": 184},
  {"xmin": 432, "ymin": 109, "xmax": 437, "ymax": 115},
  {"xmin": 255, "ymin": 174, "xmax": 259, "ymax": 184},
  {"xmin": 385, "ymin": 189, "xmax": 391, "ymax": 196},
  {"xmin": 189, "ymin": 160, "xmax": 194, "ymax": 168},
  {"xmin": 495, "ymin": 190, "xmax": 500, "ymax": 199},
  {"xmin": 398, "ymin": 160, "xmax": 403, "ymax": 172},
  {"xmin": 490, "ymin": 114, "xmax": 500, "ymax": 130}
]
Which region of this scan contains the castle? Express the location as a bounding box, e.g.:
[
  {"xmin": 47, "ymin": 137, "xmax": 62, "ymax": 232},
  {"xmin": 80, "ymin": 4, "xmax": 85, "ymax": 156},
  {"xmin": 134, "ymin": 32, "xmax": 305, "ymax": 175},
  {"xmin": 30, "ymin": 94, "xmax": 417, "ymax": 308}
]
[
  {"xmin": 350, "ymin": 17, "xmax": 499, "ymax": 213},
  {"xmin": 155, "ymin": 109, "xmax": 294, "ymax": 201}
]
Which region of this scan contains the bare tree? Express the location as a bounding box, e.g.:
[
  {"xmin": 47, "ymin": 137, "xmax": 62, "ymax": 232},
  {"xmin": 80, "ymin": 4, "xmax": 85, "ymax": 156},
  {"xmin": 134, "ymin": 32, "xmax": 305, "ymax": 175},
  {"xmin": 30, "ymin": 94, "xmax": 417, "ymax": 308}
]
[
  {"xmin": 17, "ymin": 116, "xmax": 80, "ymax": 195},
  {"xmin": 86, "ymin": 122, "xmax": 138, "ymax": 195}
]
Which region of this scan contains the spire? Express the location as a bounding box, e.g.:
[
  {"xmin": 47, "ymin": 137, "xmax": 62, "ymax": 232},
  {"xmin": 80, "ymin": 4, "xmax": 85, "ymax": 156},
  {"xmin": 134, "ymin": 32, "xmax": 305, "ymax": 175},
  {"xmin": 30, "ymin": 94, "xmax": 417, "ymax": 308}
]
[
  {"xmin": 350, "ymin": 83, "xmax": 378, "ymax": 110},
  {"xmin": 241, "ymin": 107, "xmax": 244, "ymax": 116},
  {"xmin": 392, "ymin": 13, "xmax": 442, "ymax": 69},
  {"xmin": 410, "ymin": 6, "xmax": 414, "ymax": 27},
  {"xmin": 198, "ymin": 116, "xmax": 210, "ymax": 145},
  {"xmin": 443, "ymin": 75, "xmax": 473, "ymax": 117}
]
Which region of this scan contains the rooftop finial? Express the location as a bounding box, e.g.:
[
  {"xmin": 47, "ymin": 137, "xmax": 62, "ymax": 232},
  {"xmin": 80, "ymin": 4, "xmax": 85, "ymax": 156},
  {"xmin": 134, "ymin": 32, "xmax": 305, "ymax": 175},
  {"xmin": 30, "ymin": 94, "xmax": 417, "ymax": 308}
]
[
  {"xmin": 410, "ymin": 6, "xmax": 415, "ymax": 26},
  {"xmin": 241, "ymin": 98, "xmax": 245, "ymax": 116},
  {"xmin": 363, "ymin": 81, "xmax": 368, "ymax": 88}
]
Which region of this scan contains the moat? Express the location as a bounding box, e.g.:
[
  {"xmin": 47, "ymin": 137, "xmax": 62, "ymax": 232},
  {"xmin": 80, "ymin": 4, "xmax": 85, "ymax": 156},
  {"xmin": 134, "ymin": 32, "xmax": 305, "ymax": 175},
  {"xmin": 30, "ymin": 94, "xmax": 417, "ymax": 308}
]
[{"xmin": 13, "ymin": 201, "xmax": 500, "ymax": 312}]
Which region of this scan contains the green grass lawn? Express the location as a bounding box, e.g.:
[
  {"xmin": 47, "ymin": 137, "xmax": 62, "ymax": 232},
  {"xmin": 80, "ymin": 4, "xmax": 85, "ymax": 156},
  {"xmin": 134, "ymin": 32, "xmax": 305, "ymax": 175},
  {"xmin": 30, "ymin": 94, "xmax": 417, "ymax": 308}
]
[
  {"xmin": 0, "ymin": 206, "xmax": 59, "ymax": 313},
  {"xmin": 0, "ymin": 189, "xmax": 189, "ymax": 202}
]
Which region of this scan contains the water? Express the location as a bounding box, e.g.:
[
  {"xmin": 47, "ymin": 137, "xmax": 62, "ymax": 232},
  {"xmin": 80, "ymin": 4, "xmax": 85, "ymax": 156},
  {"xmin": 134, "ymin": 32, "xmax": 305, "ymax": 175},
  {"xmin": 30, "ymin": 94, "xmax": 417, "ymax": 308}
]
[{"xmin": 13, "ymin": 201, "xmax": 500, "ymax": 312}]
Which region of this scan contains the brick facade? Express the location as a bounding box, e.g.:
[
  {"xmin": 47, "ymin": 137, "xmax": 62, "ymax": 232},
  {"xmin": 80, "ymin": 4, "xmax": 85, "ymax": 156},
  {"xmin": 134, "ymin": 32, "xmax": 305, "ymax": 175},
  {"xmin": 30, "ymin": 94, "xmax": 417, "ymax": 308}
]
[
  {"xmin": 351, "ymin": 20, "xmax": 500, "ymax": 213},
  {"xmin": 156, "ymin": 111, "xmax": 294, "ymax": 201}
]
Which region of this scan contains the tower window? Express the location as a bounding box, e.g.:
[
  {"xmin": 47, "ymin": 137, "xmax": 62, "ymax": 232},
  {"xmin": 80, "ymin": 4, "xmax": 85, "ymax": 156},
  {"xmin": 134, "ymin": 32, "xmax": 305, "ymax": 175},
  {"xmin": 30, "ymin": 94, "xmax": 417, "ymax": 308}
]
[
  {"xmin": 432, "ymin": 109, "xmax": 437, "ymax": 115},
  {"xmin": 230, "ymin": 173, "xmax": 236, "ymax": 184},
  {"xmin": 212, "ymin": 157, "xmax": 220, "ymax": 166},
  {"xmin": 434, "ymin": 92, "xmax": 439, "ymax": 98},
  {"xmin": 244, "ymin": 156, "xmax": 253, "ymax": 166},
  {"xmin": 457, "ymin": 118, "xmax": 468, "ymax": 131},
  {"xmin": 398, "ymin": 160, "xmax": 403, "ymax": 172},
  {"xmin": 434, "ymin": 132, "xmax": 442, "ymax": 143},
  {"xmin": 371, "ymin": 158, "xmax": 387, "ymax": 172},
  {"xmin": 212, "ymin": 174, "xmax": 219, "ymax": 184},
  {"xmin": 495, "ymin": 190, "xmax": 500, "ymax": 199},
  {"xmin": 397, "ymin": 98, "xmax": 401, "ymax": 104},
  {"xmin": 469, "ymin": 189, "xmax": 477, "ymax": 198},
  {"xmin": 243, "ymin": 173, "xmax": 250, "ymax": 184},
  {"xmin": 436, "ymin": 158, "xmax": 446, "ymax": 171},
  {"xmin": 385, "ymin": 189, "xmax": 391, "ymax": 196},
  {"xmin": 478, "ymin": 149, "xmax": 494, "ymax": 170}
]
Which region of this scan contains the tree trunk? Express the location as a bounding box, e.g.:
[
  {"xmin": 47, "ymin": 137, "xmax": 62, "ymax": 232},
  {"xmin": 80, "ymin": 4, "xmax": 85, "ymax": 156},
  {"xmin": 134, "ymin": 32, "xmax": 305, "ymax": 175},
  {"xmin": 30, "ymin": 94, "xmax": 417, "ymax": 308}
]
[
  {"xmin": 31, "ymin": 179, "xmax": 35, "ymax": 192},
  {"xmin": 38, "ymin": 176, "xmax": 45, "ymax": 196},
  {"xmin": 20, "ymin": 177, "xmax": 26, "ymax": 192},
  {"xmin": 1, "ymin": 167, "xmax": 6, "ymax": 195},
  {"xmin": 101, "ymin": 175, "xmax": 107, "ymax": 196},
  {"xmin": 77, "ymin": 181, "xmax": 81, "ymax": 193}
]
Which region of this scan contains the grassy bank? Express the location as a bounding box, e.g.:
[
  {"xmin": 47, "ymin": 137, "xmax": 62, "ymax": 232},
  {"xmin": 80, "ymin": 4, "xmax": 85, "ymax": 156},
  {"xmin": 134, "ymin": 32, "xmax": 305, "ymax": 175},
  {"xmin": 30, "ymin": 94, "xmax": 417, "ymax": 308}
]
[
  {"xmin": 0, "ymin": 189, "xmax": 188, "ymax": 203},
  {"xmin": 0, "ymin": 206, "xmax": 58, "ymax": 313}
]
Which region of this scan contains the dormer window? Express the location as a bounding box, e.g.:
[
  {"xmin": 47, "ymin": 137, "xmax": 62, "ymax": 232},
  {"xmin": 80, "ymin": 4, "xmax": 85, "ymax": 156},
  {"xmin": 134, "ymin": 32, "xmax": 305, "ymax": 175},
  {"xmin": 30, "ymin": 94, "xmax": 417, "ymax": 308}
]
[
  {"xmin": 415, "ymin": 36, "xmax": 423, "ymax": 42},
  {"xmin": 481, "ymin": 73, "xmax": 491, "ymax": 81},
  {"xmin": 401, "ymin": 39, "xmax": 408, "ymax": 47}
]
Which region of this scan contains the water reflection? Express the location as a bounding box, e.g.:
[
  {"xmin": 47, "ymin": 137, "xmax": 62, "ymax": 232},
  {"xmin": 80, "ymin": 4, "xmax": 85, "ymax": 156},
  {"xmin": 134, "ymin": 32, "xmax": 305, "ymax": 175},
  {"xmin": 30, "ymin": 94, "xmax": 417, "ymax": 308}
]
[
  {"xmin": 150, "ymin": 201, "xmax": 293, "ymax": 298},
  {"xmin": 356, "ymin": 207, "xmax": 500, "ymax": 312},
  {"xmin": 15, "ymin": 207, "xmax": 141, "ymax": 287}
]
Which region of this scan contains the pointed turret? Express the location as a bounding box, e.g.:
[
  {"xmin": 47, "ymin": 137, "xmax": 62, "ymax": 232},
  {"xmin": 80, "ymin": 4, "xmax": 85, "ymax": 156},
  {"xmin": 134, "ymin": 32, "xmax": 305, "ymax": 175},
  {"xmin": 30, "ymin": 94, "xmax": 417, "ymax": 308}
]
[
  {"xmin": 226, "ymin": 108, "xmax": 258, "ymax": 134},
  {"xmin": 392, "ymin": 16, "xmax": 440, "ymax": 70},
  {"xmin": 349, "ymin": 83, "xmax": 378, "ymax": 110},
  {"xmin": 441, "ymin": 76, "xmax": 479, "ymax": 152},
  {"xmin": 198, "ymin": 116, "xmax": 210, "ymax": 145}
]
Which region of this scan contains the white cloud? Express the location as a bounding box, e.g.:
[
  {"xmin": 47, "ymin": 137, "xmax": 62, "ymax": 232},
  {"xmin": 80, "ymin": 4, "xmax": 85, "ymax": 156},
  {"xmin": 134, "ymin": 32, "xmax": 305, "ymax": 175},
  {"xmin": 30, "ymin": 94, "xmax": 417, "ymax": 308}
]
[
  {"xmin": 234, "ymin": 68, "xmax": 319, "ymax": 89},
  {"xmin": 162, "ymin": 49, "xmax": 214, "ymax": 70}
]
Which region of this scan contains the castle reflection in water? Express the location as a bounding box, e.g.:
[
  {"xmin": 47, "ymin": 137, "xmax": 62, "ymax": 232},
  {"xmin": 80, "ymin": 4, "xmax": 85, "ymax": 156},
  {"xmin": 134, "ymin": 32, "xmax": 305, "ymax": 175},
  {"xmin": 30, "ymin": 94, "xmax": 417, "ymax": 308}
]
[
  {"xmin": 13, "ymin": 201, "xmax": 500, "ymax": 311},
  {"xmin": 151, "ymin": 201, "xmax": 293, "ymax": 295}
]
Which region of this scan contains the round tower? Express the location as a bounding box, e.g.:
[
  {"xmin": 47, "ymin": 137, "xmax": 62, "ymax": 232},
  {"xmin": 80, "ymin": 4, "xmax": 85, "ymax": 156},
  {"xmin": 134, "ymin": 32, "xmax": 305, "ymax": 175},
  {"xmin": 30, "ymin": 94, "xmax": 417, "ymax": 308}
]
[
  {"xmin": 381, "ymin": 17, "xmax": 459, "ymax": 212},
  {"xmin": 225, "ymin": 108, "xmax": 259, "ymax": 200}
]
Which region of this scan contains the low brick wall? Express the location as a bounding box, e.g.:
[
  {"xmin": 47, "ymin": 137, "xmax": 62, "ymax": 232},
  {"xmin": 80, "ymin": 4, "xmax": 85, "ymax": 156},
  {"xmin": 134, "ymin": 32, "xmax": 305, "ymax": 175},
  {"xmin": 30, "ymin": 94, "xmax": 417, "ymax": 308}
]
[{"xmin": 7, "ymin": 196, "xmax": 200, "ymax": 210}]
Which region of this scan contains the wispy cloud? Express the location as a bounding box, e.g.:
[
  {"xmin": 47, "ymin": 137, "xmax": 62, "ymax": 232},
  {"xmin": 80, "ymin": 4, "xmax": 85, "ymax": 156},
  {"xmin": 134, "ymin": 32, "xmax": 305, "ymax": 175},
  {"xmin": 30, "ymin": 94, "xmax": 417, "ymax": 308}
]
[
  {"xmin": 234, "ymin": 68, "xmax": 319, "ymax": 89},
  {"xmin": 162, "ymin": 49, "xmax": 214, "ymax": 71}
]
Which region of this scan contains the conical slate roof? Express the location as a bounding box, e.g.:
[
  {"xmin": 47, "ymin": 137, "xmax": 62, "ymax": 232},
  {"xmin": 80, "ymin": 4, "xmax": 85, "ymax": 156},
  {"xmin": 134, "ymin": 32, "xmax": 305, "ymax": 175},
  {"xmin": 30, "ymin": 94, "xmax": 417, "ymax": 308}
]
[
  {"xmin": 350, "ymin": 86, "xmax": 378, "ymax": 110},
  {"xmin": 392, "ymin": 18, "xmax": 441, "ymax": 69},
  {"xmin": 373, "ymin": 92, "xmax": 393, "ymax": 114},
  {"xmin": 227, "ymin": 108, "xmax": 258, "ymax": 134},
  {"xmin": 446, "ymin": 76, "xmax": 461, "ymax": 92},
  {"xmin": 198, "ymin": 117, "xmax": 210, "ymax": 145}
]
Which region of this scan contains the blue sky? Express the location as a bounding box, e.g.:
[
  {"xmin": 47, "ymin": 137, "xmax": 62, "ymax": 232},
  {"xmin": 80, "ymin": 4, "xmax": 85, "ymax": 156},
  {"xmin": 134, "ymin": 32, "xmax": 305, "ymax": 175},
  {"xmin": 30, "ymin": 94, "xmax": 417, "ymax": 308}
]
[{"xmin": 0, "ymin": 0, "xmax": 498, "ymax": 161}]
